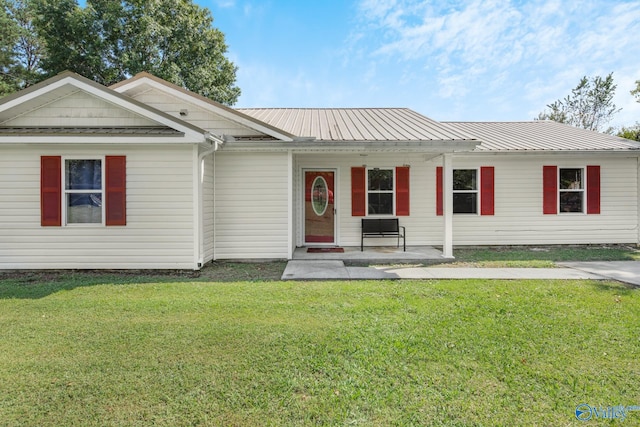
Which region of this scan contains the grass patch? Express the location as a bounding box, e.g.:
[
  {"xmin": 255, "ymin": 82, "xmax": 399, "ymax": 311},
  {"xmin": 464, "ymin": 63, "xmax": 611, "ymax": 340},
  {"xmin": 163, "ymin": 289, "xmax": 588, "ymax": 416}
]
[
  {"xmin": 0, "ymin": 277, "xmax": 638, "ymax": 426},
  {"xmin": 450, "ymin": 244, "xmax": 640, "ymax": 268}
]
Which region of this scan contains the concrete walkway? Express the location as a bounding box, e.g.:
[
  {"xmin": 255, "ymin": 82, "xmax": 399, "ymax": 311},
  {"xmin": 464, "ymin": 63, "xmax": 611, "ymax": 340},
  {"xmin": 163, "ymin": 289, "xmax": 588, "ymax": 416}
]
[{"xmin": 282, "ymin": 260, "xmax": 640, "ymax": 286}]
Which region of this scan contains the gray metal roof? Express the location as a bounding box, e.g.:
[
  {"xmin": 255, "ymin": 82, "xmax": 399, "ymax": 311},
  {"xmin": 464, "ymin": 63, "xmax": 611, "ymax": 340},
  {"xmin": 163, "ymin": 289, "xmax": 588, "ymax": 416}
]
[
  {"xmin": 443, "ymin": 121, "xmax": 640, "ymax": 151},
  {"xmin": 238, "ymin": 108, "xmax": 476, "ymax": 142}
]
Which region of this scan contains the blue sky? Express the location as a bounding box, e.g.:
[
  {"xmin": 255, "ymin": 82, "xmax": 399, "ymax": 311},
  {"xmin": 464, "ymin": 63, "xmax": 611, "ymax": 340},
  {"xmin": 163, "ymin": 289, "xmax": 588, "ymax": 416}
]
[{"xmin": 202, "ymin": 0, "xmax": 640, "ymax": 129}]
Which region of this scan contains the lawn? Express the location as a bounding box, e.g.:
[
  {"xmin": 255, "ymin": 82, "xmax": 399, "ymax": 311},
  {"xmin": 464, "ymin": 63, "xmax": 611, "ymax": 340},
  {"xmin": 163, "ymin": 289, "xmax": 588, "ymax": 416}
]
[{"xmin": 1, "ymin": 272, "xmax": 639, "ymax": 426}]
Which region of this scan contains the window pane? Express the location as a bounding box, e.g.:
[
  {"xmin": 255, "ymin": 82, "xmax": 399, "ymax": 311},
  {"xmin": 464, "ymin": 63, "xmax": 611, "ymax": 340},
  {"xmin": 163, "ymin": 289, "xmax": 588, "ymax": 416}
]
[
  {"xmin": 453, "ymin": 193, "xmax": 477, "ymax": 214},
  {"xmin": 66, "ymin": 160, "xmax": 102, "ymax": 190},
  {"xmin": 560, "ymin": 192, "xmax": 583, "ymax": 213},
  {"xmin": 368, "ymin": 193, "xmax": 393, "ymax": 215},
  {"xmin": 67, "ymin": 193, "xmax": 102, "ymax": 223},
  {"xmin": 560, "ymin": 168, "xmax": 582, "ymax": 189},
  {"xmin": 453, "ymin": 169, "xmax": 477, "ymax": 190},
  {"xmin": 368, "ymin": 169, "xmax": 393, "ymax": 191}
]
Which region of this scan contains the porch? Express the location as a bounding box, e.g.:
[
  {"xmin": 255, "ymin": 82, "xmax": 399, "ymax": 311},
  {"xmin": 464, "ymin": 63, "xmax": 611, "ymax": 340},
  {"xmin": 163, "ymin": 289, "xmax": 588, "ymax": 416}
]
[{"xmin": 292, "ymin": 246, "xmax": 448, "ymax": 264}]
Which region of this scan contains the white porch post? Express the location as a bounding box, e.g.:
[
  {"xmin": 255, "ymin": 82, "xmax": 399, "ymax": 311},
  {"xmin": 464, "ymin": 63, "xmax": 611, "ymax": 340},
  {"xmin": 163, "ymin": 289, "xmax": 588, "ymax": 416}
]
[
  {"xmin": 287, "ymin": 150, "xmax": 294, "ymax": 259},
  {"xmin": 443, "ymin": 153, "xmax": 454, "ymax": 258}
]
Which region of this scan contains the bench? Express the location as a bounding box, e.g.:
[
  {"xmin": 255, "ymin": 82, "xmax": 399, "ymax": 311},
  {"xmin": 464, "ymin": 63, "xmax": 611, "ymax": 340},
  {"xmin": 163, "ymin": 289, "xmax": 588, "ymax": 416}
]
[{"xmin": 361, "ymin": 218, "xmax": 406, "ymax": 251}]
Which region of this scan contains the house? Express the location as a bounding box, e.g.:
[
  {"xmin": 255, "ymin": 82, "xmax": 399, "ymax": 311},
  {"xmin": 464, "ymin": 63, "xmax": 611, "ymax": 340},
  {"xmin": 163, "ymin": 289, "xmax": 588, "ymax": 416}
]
[{"xmin": 1, "ymin": 71, "xmax": 639, "ymax": 270}]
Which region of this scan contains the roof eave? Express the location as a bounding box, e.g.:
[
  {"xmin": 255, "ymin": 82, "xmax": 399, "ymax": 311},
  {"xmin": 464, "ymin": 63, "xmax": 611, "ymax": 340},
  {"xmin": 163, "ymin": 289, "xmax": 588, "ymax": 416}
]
[{"xmin": 220, "ymin": 139, "xmax": 480, "ymax": 152}]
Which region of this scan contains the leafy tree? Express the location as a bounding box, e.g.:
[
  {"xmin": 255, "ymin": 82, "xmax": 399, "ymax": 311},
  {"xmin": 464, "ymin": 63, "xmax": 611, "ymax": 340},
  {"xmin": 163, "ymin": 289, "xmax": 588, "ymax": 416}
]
[
  {"xmin": 1, "ymin": 0, "xmax": 44, "ymax": 96},
  {"xmin": 617, "ymin": 125, "xmax": 640, "ymax": 142},
  {"xmin": 537, "ymin": 73, "xmax": 620, "ymax": 133},
  {"xmin": 616, "ymin": 80, "xmax": 640, "ymax": 141},
  {"xmin": 632, "ymin": 80, "xmax": 640, "ymax": 102},
  {"xmin": 2, "ymin": 0, "xmax": 240, "ymax": 105}
]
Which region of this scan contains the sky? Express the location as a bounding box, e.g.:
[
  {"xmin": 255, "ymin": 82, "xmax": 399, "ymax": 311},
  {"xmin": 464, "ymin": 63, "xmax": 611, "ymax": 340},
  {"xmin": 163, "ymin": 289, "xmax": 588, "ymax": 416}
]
[{"xmin": 201, "ymin": 0, "xmax": 640, "ymax": 129}]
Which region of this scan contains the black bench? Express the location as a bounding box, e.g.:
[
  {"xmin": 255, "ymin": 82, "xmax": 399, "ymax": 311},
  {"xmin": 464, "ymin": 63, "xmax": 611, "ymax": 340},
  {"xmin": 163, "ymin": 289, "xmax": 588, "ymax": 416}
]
[{"xmin": 361, "ymin": 218, "xmax": 406, "ymax": 251}]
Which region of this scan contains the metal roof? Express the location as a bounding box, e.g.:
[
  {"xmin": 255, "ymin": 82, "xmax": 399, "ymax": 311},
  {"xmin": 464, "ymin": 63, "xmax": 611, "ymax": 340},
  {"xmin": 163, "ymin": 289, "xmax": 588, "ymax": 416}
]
[
  {"xmin": 443, "ymin": 121, "xmax": 640, "ymax": 151},
  {"xmin": 237, "ymin": 108, "xmax": 476, "ymax": 142}
]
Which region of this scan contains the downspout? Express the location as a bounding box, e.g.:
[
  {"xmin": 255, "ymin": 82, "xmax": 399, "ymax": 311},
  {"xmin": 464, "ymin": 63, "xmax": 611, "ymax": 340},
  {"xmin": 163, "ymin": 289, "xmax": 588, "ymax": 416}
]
[{"xmin": 194, "ymin": 133, "xmax": 223, "ymax": 269}]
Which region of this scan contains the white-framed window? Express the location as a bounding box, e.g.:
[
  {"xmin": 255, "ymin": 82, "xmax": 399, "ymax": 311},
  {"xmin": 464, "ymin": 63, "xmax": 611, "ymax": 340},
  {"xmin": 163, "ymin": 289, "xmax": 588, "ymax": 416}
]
[
  {"xmin": 453, "ymin": 169, "xmax": 478, "ymax": 214},
  {"xmin": 367, "ymin": 168, "xmax": 394, "ymax": 215},
  {"xmin": 64, "ymin": 157, "xmax": 104, "ymax": 225},
  {"xmin": 559, "ymin": 167, "xmax": 584, "ymax": 213}
]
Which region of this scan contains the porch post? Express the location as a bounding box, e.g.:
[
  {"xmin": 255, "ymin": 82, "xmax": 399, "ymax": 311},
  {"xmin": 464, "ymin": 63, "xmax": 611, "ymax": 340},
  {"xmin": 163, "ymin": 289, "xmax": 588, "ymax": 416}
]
[
  {"xmin": 443, "ymin": 153, "xmax": 454, "ymax": 258},
  {"xmin": 287, "ymin": 150, "xmax": 294, "ymax": 259}
]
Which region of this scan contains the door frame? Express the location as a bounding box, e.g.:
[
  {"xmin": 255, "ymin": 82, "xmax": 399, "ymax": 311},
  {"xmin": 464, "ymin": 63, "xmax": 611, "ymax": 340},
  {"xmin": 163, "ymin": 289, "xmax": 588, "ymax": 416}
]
[{"xmin": 302, "ymin": 168, "xmax": 338, "ymax": 246}]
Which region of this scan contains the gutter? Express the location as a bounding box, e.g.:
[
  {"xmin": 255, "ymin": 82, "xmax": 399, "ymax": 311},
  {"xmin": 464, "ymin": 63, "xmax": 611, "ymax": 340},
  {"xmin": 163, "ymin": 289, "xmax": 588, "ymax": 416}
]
[{"xmin": 194, "ymin": 133, "xmax": 223, "ymax": 270}]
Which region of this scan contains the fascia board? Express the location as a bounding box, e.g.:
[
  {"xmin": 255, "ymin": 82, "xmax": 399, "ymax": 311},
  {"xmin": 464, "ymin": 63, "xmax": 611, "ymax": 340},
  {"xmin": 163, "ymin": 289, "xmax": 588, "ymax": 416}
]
[
  {"xmin": 1, "ymin": 73, "xmax": 207, "ymax": 142},
  {"xmin": 220, "ymin": 139, "xmax": 480, "ymax": 152},
  {"xmin": 112, "ymin": 76, "xmax": 296, "ymax": 142},
  {"xmin": 0, "ymin": 135, "xmax": 205, "ymax": 144}
]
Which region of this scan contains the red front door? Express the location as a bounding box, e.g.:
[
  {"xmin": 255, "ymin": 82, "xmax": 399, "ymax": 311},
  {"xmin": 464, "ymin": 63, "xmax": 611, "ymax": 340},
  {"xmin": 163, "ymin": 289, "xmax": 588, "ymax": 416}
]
[{"xmin": 304, "ymin": 170, "xmax": 335, "ymax": 244}]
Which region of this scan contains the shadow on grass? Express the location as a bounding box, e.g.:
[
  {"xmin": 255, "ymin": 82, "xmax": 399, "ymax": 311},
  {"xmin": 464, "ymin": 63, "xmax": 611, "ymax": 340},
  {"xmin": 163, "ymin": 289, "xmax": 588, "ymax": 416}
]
[{"xmin": 0, "ymin": 261, "xmax": 288, "ymax": 299}]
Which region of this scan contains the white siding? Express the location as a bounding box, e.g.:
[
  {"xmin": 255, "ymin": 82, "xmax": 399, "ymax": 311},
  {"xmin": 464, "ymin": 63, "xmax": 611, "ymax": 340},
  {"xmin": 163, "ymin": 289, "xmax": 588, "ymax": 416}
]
[
  {"xmin": 0, "ymin": 144, "xmax": 196, "ymax": 269},
  {"xmin": 295, "ymin": 153, "xmax": 441, "ymax": 248},
  {"xmin": 443, "ymin": 154, "xmax": 638, "ymax": 245},
  {"xmin": 2, "ymin": 90, "xmax": 158, "ymax": 127},
  {"xmin": 214, "ymin": 152, "xmax": 289, "ymax": 259},
  {"xmin": 124, "ymin": 86, "xmax": 263, "ymax": 137},
  {"xmin": 294, "ymin": 152, "xmax": 639, "ymax": 248}
]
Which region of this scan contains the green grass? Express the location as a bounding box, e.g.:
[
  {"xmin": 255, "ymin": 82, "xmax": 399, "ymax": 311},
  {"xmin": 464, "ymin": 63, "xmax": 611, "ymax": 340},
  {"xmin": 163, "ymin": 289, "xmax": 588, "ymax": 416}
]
[
  {"xmin": 1, "ymin": 276, "xmax": 639, "ymax": 426},
  {"xmin": 451, "ymin": 244, "xmax": 640, "ymax": 268}
]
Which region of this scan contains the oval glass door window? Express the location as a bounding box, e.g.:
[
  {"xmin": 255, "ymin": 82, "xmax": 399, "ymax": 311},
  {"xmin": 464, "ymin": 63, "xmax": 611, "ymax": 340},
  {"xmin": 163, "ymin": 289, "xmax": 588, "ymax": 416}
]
[{"xmin": 311, "ymin": 176, "xmax": 328, "ymax": 216}]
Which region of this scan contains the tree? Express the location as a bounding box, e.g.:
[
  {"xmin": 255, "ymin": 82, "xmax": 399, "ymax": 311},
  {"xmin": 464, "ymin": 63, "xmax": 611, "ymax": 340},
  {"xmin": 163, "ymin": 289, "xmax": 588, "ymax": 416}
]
[
  {"xmin": 1, "ymin": 0, "xmax": 44, "ymax": 96},
  {"xmin": 537, "ymin": 73, "xmax": 620, "ymax": 133},
  {"xmin": 2, "ymin": 0, "xmax": 240, "ymax": 105},
  {"xmin": 616, "ymin": 80, "xmax": 640, "ymax": 141}
]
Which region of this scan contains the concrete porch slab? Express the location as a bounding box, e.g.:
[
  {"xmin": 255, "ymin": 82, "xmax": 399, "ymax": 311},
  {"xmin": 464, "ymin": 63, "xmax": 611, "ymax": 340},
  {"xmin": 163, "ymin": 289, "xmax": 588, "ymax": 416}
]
[{"xmin": 292, "ymin": 246, "xmax": 447, "ymax": 263}]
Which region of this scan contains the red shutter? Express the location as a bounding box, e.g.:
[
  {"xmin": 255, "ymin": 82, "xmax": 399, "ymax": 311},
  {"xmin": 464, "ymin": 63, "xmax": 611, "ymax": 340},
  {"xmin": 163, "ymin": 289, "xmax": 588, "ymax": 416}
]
[
  {"xmin": 395, "ymin": 166, "xmax": 410, "ymax": 216},
  {"xmin": 436, "ymin": 167, "xmax": 443, "ymax": 216},
  {"xmin": 105, "ymin": 156, "xmax": 126, "ymax": 226},
  {"xmin": 543, "ymin": 166, "xmax": 558, "ymax": 214},
  {"xmin": 41, "ymin": 156, "xmax": 62, "ymax": 226},
  {"xmin": 480, "ymin": 166, "xmax": 495, "ymax": 215},
  {"xmin": 586, "ymin": 165, "xmax": 600, "ymax": 214},
  {"xmin": 351, "ymin": 167, "xmax": 366, "ymax": 216}
]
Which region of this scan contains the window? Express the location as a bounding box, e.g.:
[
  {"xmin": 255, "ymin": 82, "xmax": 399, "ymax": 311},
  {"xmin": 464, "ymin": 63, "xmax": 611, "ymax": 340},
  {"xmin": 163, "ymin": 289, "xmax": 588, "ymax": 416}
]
[
  {"xmin": 351, "ymin": 166, "xmax": 410, "ymax": 216},
  {"xmin": 559, "ymin": 168, "xmax": 584, "ymax": 213},
  {"xmin": 436, "ymin": 166, "xmax": 494, "ymax": 216},
  {"xmin": 453, "ymin": 169, "xmax": 477, "ymax": 214},
  {"xmin": 543, "ymin": 165, "xmax": 600, "ymax": 215},
  {"xmin": 368, "ymin": 168, "xmax": 393, "ymax": 215},
  {"xmin": 65, "ymin": 159, "xmax": 103, "ymax": 224},
  {"xmin": 41, "ymin": 155, "xmax": 126, "ymax": 226}
]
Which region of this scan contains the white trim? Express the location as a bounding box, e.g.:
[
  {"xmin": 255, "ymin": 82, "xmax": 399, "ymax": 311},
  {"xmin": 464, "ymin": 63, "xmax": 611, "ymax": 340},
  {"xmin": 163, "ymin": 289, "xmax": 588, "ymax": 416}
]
[
  {"xmin": 62, "ymin": 156, "xmax": 105, "ymax": 227},
  {"xmin": 0, "ymin": 136, "xmax": 203, "ymax": 144},
  {"xmin": 287, "ymin": 151, "xmax": 294, "ymax": 259},
  {"xmin": 365, "ymin": 167, "xmax": 395, "ymax": 216},
  {"xmin": 443, "ymin": 153, "xmax": 454, "ymax": 258},
  {"xmin": 452, "ymin": 168, "xmax": 479, "ymax": 215},
  {"xmin": 302, "ymin": 168, "xmax": 337, "ymax": 246},
  {"xmin": 192, "ymin": 146, "xmax": 201, "ymax": 269},
  {"xmin": 112, "ymin": 76, "xmax": 295, "ymax": 142},
  {"xmin": 557, "ymin": 166, "xmax": 586, "ymax": 214}
]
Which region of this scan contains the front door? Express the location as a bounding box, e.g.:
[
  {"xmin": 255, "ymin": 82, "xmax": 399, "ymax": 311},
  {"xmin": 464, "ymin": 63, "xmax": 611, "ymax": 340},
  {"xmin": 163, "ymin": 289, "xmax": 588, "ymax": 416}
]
[{"xmin": 304, "ymin": 170, "xmax": 335, "ymax": 244}]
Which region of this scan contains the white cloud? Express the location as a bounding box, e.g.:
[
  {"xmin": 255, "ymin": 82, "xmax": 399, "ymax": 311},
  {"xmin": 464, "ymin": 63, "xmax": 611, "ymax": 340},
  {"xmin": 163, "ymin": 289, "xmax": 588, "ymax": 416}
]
[{"xmin": 352, "ymin": 0, "xmax": 640, "ymax": 122}]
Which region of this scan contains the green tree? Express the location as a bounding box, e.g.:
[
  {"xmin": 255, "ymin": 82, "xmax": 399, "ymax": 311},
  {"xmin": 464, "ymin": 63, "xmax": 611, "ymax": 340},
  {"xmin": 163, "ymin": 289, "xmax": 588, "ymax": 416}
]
[
  {"xmin": 2, "ymin": 0, "xmax": 240, "ymax": 105},
  {"xmin": 616, "ymin": 80, "xmax": 640, "ymax": 141},
  {"xmin": 1, "ymin": 0, "xmax": 44, "ymax": 96},
  {"xmin": 537, "ymin": 73, "xmax": 620, "ymax": 133}
]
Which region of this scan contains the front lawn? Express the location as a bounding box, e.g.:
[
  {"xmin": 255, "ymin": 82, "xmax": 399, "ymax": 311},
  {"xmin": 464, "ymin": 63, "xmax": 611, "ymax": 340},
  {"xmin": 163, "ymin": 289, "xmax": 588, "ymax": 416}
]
[{"xmin": 1, "ymin": 275, "xmax": 638, "ymax": 426}]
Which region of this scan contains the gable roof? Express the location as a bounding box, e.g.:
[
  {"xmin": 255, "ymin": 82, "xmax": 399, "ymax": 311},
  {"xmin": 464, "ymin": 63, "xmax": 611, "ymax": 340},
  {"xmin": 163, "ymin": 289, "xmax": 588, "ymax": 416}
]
[
  {"xmin": 444, "ymin": 121, "xmax": 640, "ymax": 151},
  {"xmin": 0, "ymin": 71, "xmax": 209, "ymax": 142},
  {"xmin": 238, "ymin": 108, "xmax": 476, "ymax": 142},
  {"xmin": 111, "ymin": 72, "xmax": 297, "ymax": 141}
]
